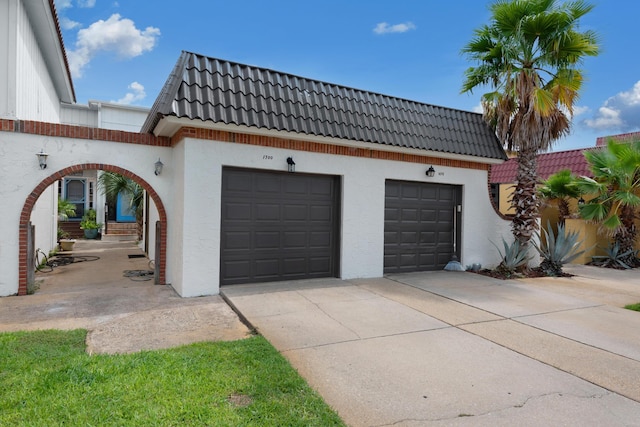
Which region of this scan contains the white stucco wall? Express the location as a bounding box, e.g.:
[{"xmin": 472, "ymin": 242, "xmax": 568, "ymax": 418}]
[
  {"xmin": 0, "ymin": 127, "xmax": 510, "ymax": 297},
  {"xmin": 0, "ymin": 131, "xmax": 173, "ymax": 296},
  {"xmin": 30, "ymin": 181, "xmax": 57, "ymax": 257},
  {"xmin": 172, "ymin": 136, "xmax": 511, "ymax": 297}
]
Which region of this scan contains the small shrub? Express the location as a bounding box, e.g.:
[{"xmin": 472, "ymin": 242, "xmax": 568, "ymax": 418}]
[
  {"xmin": 533, "ymin": 222, "xmax": 585, "ymax": 276},
  {"xmin": 80, "ymin": 209, "xmax": 102, "ymax": 230},
  {"xmin": 491, "ymin": 237, "xmax": 531, "ymax": 277}
]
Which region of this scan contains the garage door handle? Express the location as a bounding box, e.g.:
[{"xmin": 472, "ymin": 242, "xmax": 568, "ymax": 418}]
[{"xmin": 453, "ymin": 206, "xmax": 458, "ymax": 253}]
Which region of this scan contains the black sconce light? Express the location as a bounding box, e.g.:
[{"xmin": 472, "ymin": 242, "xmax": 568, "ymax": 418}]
[
  {"xmin": 154, "ymin": 158, "xmax": 164, "ymax": 176},
  {"xmin": 426, "ymin": 165, "xmax": 435, "ymax": 177},
  {"xmin": 286, "ymin": 157, "xmax": 296, "ymax": 173},
  {"xmin": 36, "ymin": 149, "xmax": 49, "ymax": 169},
  {"xmin": 578, "ymin": 197, "xmax": 585, "ymax": 205}
]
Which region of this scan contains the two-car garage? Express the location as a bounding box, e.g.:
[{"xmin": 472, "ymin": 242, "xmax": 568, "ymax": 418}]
[{"xmin": 219, "ymin": 168, "xmax": 462, "ymax": 285}]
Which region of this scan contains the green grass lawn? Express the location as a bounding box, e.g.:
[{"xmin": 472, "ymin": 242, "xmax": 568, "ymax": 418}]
[
  {"xmin": 625, "ymin": 302, "xmax": 640, "ymax": 312},
  {"xmin": 0, "ymin": 330, "xmax": 345, "ymax": 426}
]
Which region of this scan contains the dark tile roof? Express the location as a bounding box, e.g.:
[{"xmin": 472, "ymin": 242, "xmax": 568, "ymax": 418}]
[
  {"xmin": 142, "ymin": 51, "xmax": 507, "ymax": 161},
  {"xmin": 489, "ymin": 148, "xmax": 596, "ymax": 183}
]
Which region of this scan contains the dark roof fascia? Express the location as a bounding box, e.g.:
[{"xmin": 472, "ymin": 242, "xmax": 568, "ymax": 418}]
[{"xmin": 141, "ymin": 51, "xmax": 190, "ymax": 134}]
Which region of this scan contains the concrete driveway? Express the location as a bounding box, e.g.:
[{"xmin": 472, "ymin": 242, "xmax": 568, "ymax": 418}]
[{"xmin": 222, "ymin": 267, "xmax": 640, "ymax": 426}]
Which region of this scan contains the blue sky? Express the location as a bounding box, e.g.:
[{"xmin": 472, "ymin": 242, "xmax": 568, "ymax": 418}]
[{"xmin": 54, "ymin": 0, "xmax": 639, "ymax": 151}]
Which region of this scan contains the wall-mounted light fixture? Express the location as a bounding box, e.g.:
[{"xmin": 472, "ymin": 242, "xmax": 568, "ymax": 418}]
[
  {"xmin": 425, "ymin": 165, "xmax": 435, "ymax": 177},
  {"xmin": 286, "ymin": 157, "xmax": 296, "ymax": 173},
  {"xmin": 154, "ymin": 158, "xmax": 164, "ymax": 176},
  {"xmin": 36, "ymin": 149, "xmax": 49, "ymax": 169},
  {"xmin": 578, "ymin": 197, "xmax": 585, "ymax": 205}
]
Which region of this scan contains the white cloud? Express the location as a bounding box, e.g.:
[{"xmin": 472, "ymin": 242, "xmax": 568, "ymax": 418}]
[
  {"xmin": 373, "ymin": 22, "xmax": 416, "ymax": 35},
  {"xmin": 55, "ymin": 0, "xmax": 94, "ymax": 8},
  {"xmin": 572, "ymin": 105, "xmax": 589, "ymax": 117},
  {"xmin": 584, "ymin": 81, "xmax": 640, "ymax": 131},
  {"xmin": 112, "ymin": 81, "xmax": 146, "ymax": 105},
  {"xmin": 472, "ymin": 103, "xmax": 483, "ymax": 114},
  {"xmin": 59, "ymin": 16, "xmax": 81, "ymax": 30},
  {"xmin": 585, "ymin": 106, "xmax": 623, "ymax": 129},
  {"xmin": 67, "ymin": 14, "xmax": 160, "ymax": 78},
  {"xmin": 56, "ymin": 0, "xmax": 73, "ymax": 9}
]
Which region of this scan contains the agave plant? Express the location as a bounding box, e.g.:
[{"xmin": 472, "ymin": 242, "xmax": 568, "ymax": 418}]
[
  {"xmin": 533, "ymin": 222, "xmax": 585, "ymax": 277},
  {"xmin": 592, "ymin": 243, "xmax": 639, "ymax": 270},
  {"xmin": 491, "ymin": 237, "xmax": 531, "ymax": 277}
]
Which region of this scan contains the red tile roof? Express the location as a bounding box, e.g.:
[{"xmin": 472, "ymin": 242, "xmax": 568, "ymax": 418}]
[
  {"xmin": 596, "ymin": 131, "xmax": 640, "ymax": 146},
  {"xmin": 490, "ymin": 148, "xmax": 596, "ymax": 183}
]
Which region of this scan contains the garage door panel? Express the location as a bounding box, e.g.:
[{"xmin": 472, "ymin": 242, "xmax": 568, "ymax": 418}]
[
  {"xmin": 254, "ymin": 231, "xmax": 280, "ymax": 249},
  {"xmin": 223, "ymin": 231, "xmax": 251, "ymax": 250},
  {"xmin": 283, "ymin": 204, "xmax": 307, "ymax": 220},
  {"xmin": 309, "ymin": 231, "xmax": 331, "ymax": 248},
  {"xmin": 255, "ymin": 176, "xmax": 280, "ymax": 193},
  {"xmin": 384, "ymin": 180, "xmax": 461, "ymax": 273},
  {"xmin": 255, "ymin": 204, "xmax": 280, "ymax": 221},
  {"xmin": 283, "ymin": 231, "xmax": 306, "ymax": 247},
  {"xmin": 223, "ymin": 260, "xmax": 252, "ymax": 280},
  {"xmin": 224, "ymin": 202, "xmax": 252, "ymax": 220},
  {"xmin": 283, "ymin": 179, "xmax": 307, "ymax": 194},
  {"xmin": 255, "ymin": 259, "xmax": 280, "ymax": 278},
  {"xmin": 310, "ymin": 205, "xmax": 332, "ymax": 221},
  {"xmin": 310, "ymin": 179, "xmax": 333, "ymax": 196},
  {"xmin": 221, "ymin": 168, "xmax": 339, "ymax": 286}
]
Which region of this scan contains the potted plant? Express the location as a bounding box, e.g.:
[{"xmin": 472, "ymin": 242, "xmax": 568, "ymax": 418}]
[
  {"xmin": 80, "ymin": 209, "xmax": 102, "ymax": 239},
  {"xmin": 57, "ymin": 226, "xmax": 76, "ymax": 251}
]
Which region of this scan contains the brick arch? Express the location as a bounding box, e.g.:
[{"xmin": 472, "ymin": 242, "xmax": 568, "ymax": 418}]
[{"xmin": 18, "ymin": 163, "xmax": 167, "ymax": 295}]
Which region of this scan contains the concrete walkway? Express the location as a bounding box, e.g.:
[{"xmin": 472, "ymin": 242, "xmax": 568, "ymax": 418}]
[
  {"xmin": 0, "ymin": 240, "xmax": 250, "ymax": 354},
  {"xmin": 222, "ymin": 268, "xmax": 640, "ymax": 426}
]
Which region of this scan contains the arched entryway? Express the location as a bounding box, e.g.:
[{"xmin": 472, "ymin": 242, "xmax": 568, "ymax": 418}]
[{"xmin": 18, "ymin": 163, "xmax": 167, "ymax": 295}]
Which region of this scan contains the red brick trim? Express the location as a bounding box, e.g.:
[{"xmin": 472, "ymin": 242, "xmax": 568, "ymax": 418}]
[
  {"xmin": 0, "ymin": 119, "xmax": 170, "ymax": 146},
  {"xmin": 18, "ymin": 164, "xmax": 168, "ymax": 296},
  {"xmin": 170, "ymin": 127, "xmax": 491, "ymax": 171}
]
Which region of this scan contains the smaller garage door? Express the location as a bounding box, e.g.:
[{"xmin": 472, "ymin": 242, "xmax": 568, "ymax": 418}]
[
  {"xmin": 384, "ymin": 180, "xmax": 461, "ymax": 274},
  {"xmin": 220, "ymin": 168, "xmax": 340, "ymax": 285}
]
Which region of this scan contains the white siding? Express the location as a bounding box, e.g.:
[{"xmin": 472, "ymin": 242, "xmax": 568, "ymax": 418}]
[
  {"xmin": 0, "ymin": 0, "xmax": 18, "ymax": 119},
  {"xmin": 15, "ymin": 1, "xmax": 60, "ymax": 122},
  {"xmin": 60, "ymin": 102, "xmax": 150, "ymax": 131}
]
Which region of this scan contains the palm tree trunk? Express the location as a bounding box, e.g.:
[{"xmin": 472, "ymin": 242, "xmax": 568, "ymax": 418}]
[
  {"xmin": 617, "ymin": 204, "xmax": 638, "ymax": 266},
  {"xmin": 511, "ymin": 146, "xmax": 539, "ymax": 246},
  {"xmin": 558, "ymin": 199, "xmax": 570, "ymax": 226}
]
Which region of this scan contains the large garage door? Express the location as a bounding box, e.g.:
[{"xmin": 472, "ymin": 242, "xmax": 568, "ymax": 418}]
[
  {"xmin": 221, "ymin": 168, "xmax": 340, "ymax": 285},
  {"xmin": 384, "ymin": 180, "xmax": 461, "ymax": 274}
]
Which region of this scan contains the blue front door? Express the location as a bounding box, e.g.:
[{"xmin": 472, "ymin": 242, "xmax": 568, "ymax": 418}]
[{"xmin": 116, "ymin": 192, "xmax": 136, "ymax": 222}]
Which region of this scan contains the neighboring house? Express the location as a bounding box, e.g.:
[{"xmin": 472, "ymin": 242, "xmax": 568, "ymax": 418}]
[
  {"xmin": 490, "ymin": 147, "xmax": 594, "ymax": 216},
  {"xmin": 490, "ymin": 135, "xmax": 640, "ymax": 263},
  {"xmin": 0, "ymin": 0, "xmax": 511, "ymax": 297}
]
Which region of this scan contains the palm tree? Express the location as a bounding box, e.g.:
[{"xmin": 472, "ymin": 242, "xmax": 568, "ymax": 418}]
[
  {"xmin": 461, "ymin": 0, "xmax": 599, "ymax": 246},
  {"xmin": 578, "ymin": 139, "xmax": 640, "ymax": 266},
  {"xmin": 98, "ymin": 172, "xmax": 145, "ymax": 240},
  {"xmin": 538, "ymin": 169, "xmax": 582, "ymax": 226}
]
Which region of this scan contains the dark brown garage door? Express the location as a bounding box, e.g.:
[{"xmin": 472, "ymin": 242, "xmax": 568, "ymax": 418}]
[
  {"xmin": 384, "ymin": 180, "xmax": 461, "ymax": 274},
  {"xmin": 220, "ymin": 168, "xmax": 340, "ymax": 285}
]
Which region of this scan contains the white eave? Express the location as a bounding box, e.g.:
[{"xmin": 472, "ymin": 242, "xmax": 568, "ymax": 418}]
[{"xmin": 23, "ymin": 0, "xmax": 75, "ymax": 104}]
